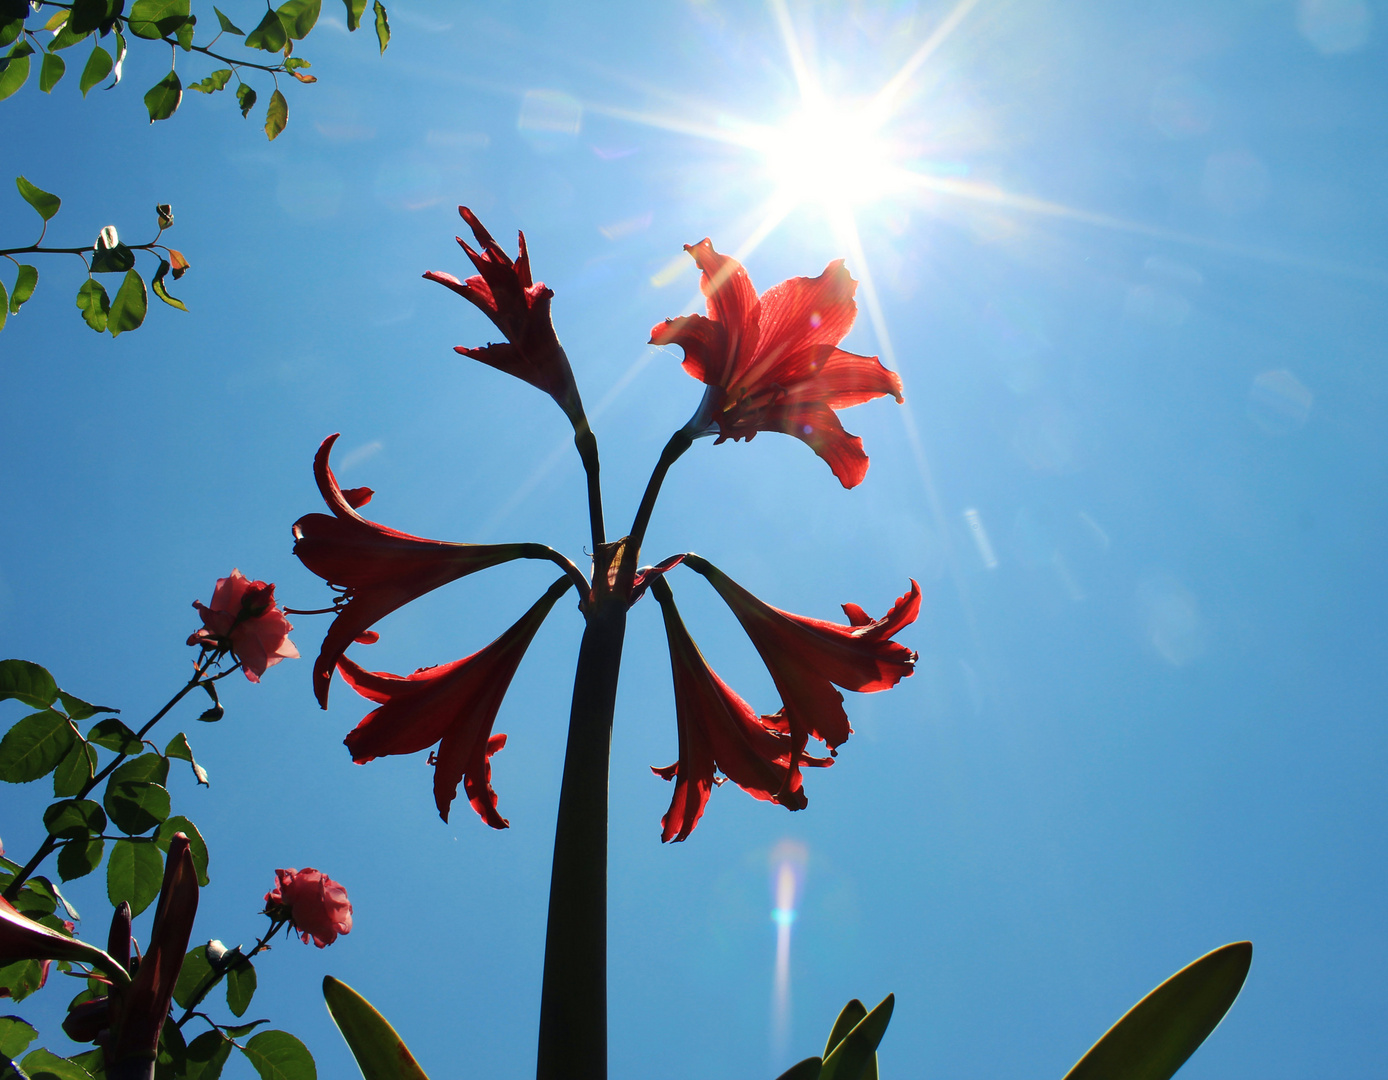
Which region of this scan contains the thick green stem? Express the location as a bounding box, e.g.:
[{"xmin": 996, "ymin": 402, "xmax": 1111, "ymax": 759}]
[
  {"xmin": 575, "ymin": 423, "xmax": 606, "ymax": 551},
  {"xmin": 535, "ymin": 599, "xmax": 628, "ymax": 1080},
  {"xmin": 628, "ymin": 429, "xmax": 693, "ymax": 561}
]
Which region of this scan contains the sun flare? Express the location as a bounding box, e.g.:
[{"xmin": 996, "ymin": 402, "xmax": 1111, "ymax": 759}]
[{"xmin": 761, "ymin": 100, "xmax": 900, "ymax": 212}]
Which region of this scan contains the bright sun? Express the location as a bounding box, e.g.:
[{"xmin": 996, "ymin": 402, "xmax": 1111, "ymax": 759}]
[{"xmin": 762, "ymin": 100, "xmax": 900, "ymax": 212}]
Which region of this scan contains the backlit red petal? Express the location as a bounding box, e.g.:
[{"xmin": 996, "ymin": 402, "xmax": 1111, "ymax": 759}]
[{"xmin": 731, "ymin": 260, "xmax": 858, "ymax": 389}]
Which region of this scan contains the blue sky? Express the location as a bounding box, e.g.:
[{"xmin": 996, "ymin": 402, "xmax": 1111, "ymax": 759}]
[{"xmin": 3, "ymin": 1, "xmax": 1386, "ymax": 1077}]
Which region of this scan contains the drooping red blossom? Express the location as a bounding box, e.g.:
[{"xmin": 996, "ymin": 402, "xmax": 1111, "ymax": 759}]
[
  {"xmin": 338, "ymin": 577, "xmax": 572, "ymax": 825},
  {"xmin": 650, "ymin": 578, "xmax": 830, "ymax": 842},
  {"xmin": 650, "ymin": 240, "xmax": 904, "ymax": 488},
  {"xmin": 424, "ymin": 207, "xmax": 585, "ymax": 427},
  {"xmin": 188, "ymin": 570, "xmax": 299, "ymax": 682},
  {"xmin": 0, "ymin": 899, "xmax": 120, "ymax": 988},
  {"xmin": 293, "ymin": 433, "xmax": 531, "ymax": 708},
  {"xmin": 685, "ymin": 554, "xmax": 919, "ymax": 768},
  {"xmin": 264, "ymin": 868, "xmax": 353, "ymax": 948}
]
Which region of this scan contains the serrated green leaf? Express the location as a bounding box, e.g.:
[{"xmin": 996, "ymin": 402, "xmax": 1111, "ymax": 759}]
[
  {"xmin": 0, "ymin": 1015, "xmax": 39, "ymax": 1060},
  {"xmin": 9, "ymin": 263, "xmax": 37, "ymax": 315},
  {"xmin": 322, "ymin": 977, "xmax": 431, "ymax": 1080},
  {"xmin": 57, "ymin": 837, "xmax": 104, "ymax": 881},
  {"xmin": 173, "ymin": 944, "xmax": 213, "ymax": 1009},
  {"xmin": 111, "ymin": 752, "xmax": 168, "ymax": 786},
  {"xmin": 264, "ymin": 87, "xmax": 287, "ymax": 140},
  {"xmin": 104, "ymin": 781, "xmax": 170, "ymax": 835},
  {"xmin": 236, "ymin": 81, "xmax": 256, "ymax": 117},
  {"xmin": 226, "ymin": 958, "xmax": 256, "ymax": 1017},
  {"xmin": 0, "ymin": 659, "xmax": 59, "ymax": 708},
  {"xmin": 152, "ymin": 259, "xmax": 187, "ymax": 311},
  {"xmin": 186, "ymin": 1031, "xmax": 233, "ymax": 1080},
  {"xmin": 1061, "ymin": 942, "xmax": 1253, "ymax": 1080},
  {"xmin": 0, "ymin": 42, "xmax": 32, "ymax": 101},
  {"xmin": 0, "ymin": 959, "xmax": 48, "ymax": 1003},
  {"xmin": 143, "ymin": 68, "xmax": 181, "ymax": 121},
  {"xmin": 241, "ymin": 1031, "xmax": 316, "ymax": 1080},
  {"xmin": 0, "ymin": 710, "xmax": 75, "ymax": 784},
  {"xmin": 157, "ymin": 815, "xmax": 209, "ymax": 885},
  {"xmin": 127, "ymin": 0, "xmax": 191, "ymax": 40},
  {"xmin": 213, "ymin": 7, "xmax": 243, "ymax": 35},
  {"xmin": 76, "ymin": 278, "xmax": 110, "ymax": 332},
  {"xmin": 343, "ymin": 0, "xmax": 366, "ymax": 31},
  {"xmin": 44, "ymin": 798, "xmax": 105, "ymax": 838},
  {"xmin": 108, "ymin": 269, "xmax": 147, "ymax": 336},
  {"xmin": 106, "ymin": 838, "xmax": 163, "ymax": 915},
  {"xmin": 21, "ymin": 1047, "xmax": 95, "ymax": 1080},
  {"xmin": 275, "ymin": 0, "xmax": 319, "ymax": 39},
  {"xmin": 244, "ymin": 8, "xmax": 286, "ymax": 51},
  {"xmin": 39, "ymin": 50, "xmax": 65, "ymax": 91},
  {"xmin": 372, "ymin": 0, "xmax": 387, "ymax": 52},
  {"xmin": 189, "ymin": 66, "xmax": 230, "ymax": 92},
  {"xmin": 87, "ymin": 717, "xmax": 142, "ymax": 754},
  {"xmin": 56, "ymin": 690, "xmax": 117, "ymax": 722},
  {"xmin": 53, "ymin": 741, "xmax": 96, "ymax": 797}
]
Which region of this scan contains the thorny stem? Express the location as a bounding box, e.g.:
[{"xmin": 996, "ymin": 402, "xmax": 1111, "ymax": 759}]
[{"xmin": 1, "ymin": 655, "xmax": 233, "ymax": 903}]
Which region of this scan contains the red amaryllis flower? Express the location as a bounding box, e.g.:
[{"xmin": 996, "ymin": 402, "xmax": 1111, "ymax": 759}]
[
  {"xmin": 685, "ymin": 554, "xmax": 919, "ymax": 763},
  {"xmin": 188, "ymin": 570, "xmax": 299, "ymax": 682},
  {"xmin": 424, "ymin": 207, "xmax": 585, "ymax": 427},
  {"xmin": 0, "ymin": 897, "xmax": 126, "ymax": 985},
  {"xmin": 650, "ymin": 240, "xmax": 904, "ymax": 488},
  {"xmin": 264, "ymin": 868, "xmax": 353, "ymax": 948},
  {"xmin": 650, "ymin": 578, "xmax": 830, "ymax": 842},
  {"xmin": 338, "ymin": 577, "xmax": 572, "ymax": 825},
  {"xmin": 293, "ymin": 433, "xmax": 530, "ymax": 708}
]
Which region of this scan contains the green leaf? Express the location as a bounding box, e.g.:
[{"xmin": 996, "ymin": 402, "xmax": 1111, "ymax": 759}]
[
  {"xmin": 111, "ymin": 752, "xmax": 169, "ymax": 786},
  {"xmin": 76, "ymin": 278, "xmax": 110, "ymax": 332},
  {"xmin": 67, "ymin": 0, "xmax": 121, "ymax": 36},
  {"xmin": 0, "ymin": 17, "xmax": 22, "ymax": 49},
  {"xmin": 9, "ymin": 263, "xmax": 36, "ymax": 315},
  {"xmin": 1061, "ymin": 942, "xmax": 1253, "ymax": 1080},
  {"xmin": 185, "ymin": 1031, "xmax": 233, "ymax": 1080},
  {"xmin": 196, "ymin": 704, "xmax": 224, "ymax": 722},
  {"xmin": 241, "ymin": 1031, "xmax": 316, "ymax": 1080},
  {"xmin": 108, "ymin": 269, "xmax": 147, "ymax": 336},
  {"xmin": 0, "ymin": 1016, "xmax": 38, "ymax": 1060},
  {"xmin": 823, "ymin": 999, "xmax": 867, "ymax": 1059},
  {"xmin": 127, "ymin": 0, "xmax": 191, "ymax": 40},
  {"xmin": 774, "ymin": 1060, "xmax": 823, "ymax": 1080},
  {"xmin": 143, "ymin": 68, "xmax": 181, "ymax": 121},
  {"xmin": 264, "ymin": 88, "xmax": 287, "ymax": 140},
  {"xmin": 157, "ymin": 816, "xmax": 209, "ymax": 885},
  {"xmin": 226, "ymin": 958, "xmax": 256, "ymax": 1017},
  {"xmin": 322, "ymin": 977, "xmax": 431, "ymax": 1080},
  {"xmin": 106, "ymin": 837, "xmax": 163, "ymax": 915},
  {"xmin": 189, "ymin": 66, "xmax": 231, "ymax": 93},
  {"xmin": 45, "ymin": 798, "xmax": 106, "ymax": 838},
  {"xmin": 90, "ymin": 243, "xmax": 135, "ymax": 274},
  {"xmin": 39, "ymin": 50, "xmax": 65, "ymax": 92},
  {"xmin": 57, "ymin": 836, "xmax": 104, "ymax": 881},
  {"xmin": 244, "ymin": 9, "xmax": 286, "ymax": 52},
  {"xmin": 21, "ymin": 1046, "xmax": 94, "ymax": 1080},
  {"xmin": 0, "ymin": 710, "xmax": 75, "ymax": 783},
  {"xmin": 174, "ymin": 15, "xmax": 195, "ymax": 50},
  {"xmin": 67, "ymin": 1049, "xmax": 105, "ymax": 1078},
  {"xmin": 275, "ymin": 0, "xmax": 319, "ymax": 39},
  {"xmin": 57, "ymin": 690, "xmax": 117, "ymax": 722},
  {"xmin": 49, "ymin": 22, "xmax": 93, "ymax": 51},
  {"xmin": 108, "ymin": 27, "xmax": 125, "ymax": 86},
  {"xmin": 236, "ymin": 81, "xmax": 256, "ymax": 117},
  {"xmin": 222, "ymin": 1020, "xmax": 269, "ymax": 1038},
  {"xmin": 172, "ymin": 944, "xmax": 213, "ymax": 1009},
  {"xmin": 87, "ymin": 717, "xmax": 142, "ymax": 754},
  {"xmin": 372, "ymin": 0, "xmax": 387, "ymax": 52},
  {"xmin": 14, "ymin": 877, "xmax": 59, "ymax": 917},
  {"xmin": 0, "ymin": 659, "xmax": 59, "ymax": 707},
  {"xmin": 156, "ymin": 1018, "xmax": 188, "ymax": 1080},
  {"xmin": 0, "ymin": 42, "xmax": 33, "ymax": 100},
  {"xmin": 0, "ymin": 959, "xmax": 47, "ymax": 1002},
  {"xmin": 343, "ymin": 0, "xmax": 366, "ymax": 31},
  {"xmin": 54, "ymin": 741, "xmax": 96, "ymax": 797},
  {"xmin": 213, "ymin": 7, "xmax": 243, "ymax": 35},
  {"xmin": 104, "ymin": 780, "xmax": 170, "ymax": 834},
  {"xmin": 0, "ymin": 279, "xmax": 6, "ymax": 332},
  {"xmin": 152, "ymin": 260, "xmax": 187, "ymax": 311},
  {"xmin": 165, "ymin": 733, "xmax": 207, "ymax": 783},
  {"xmin": 820, "ymin": 994, "xmax": 893, "ymax": 1080}
]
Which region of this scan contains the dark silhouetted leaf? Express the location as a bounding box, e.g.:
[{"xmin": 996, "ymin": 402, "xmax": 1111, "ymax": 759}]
[
  {"xmin": 49, "ymin": 20, "xmax": 93, "ymax": 51},
  {"xmin": 173, "ymin": 944, "xmax": 213, "ymax": 1009},
  {"xmin": 1061, "ymin": 942, "xmax": 1253, "ymax": 1080},
  {"xmin": 823, "ymin": 999, "xmax": 867, "ymax": 1059},
  {"xmin": 186, "ymin": 1031, "xmax": 233, "ymax": 1080},
  {"xmin": 241, "ymin": 1031, "xmax": 316, "ymax": 1080},
  {"xmin": 372, "ymin": 0, "xmax": 387, "ymax": 52},
  {"xmin": 775, "ymin": 1060, "xmax": 822, "ymax": 1080},
  {"xmin": 44, "ymin": 799, "xmax": 106, "ymax": 839},
  {"xmin": 820, "ymin": 994, "xmax": 892, "ymax": 1080},
  {"xmin": 106, "ymin": 838, "xmax": 162, "ymax": 914},
  {"xmin": 144, "ymin": 68, "xmax": 181, "ymax": 121},
  {"xmin": 226, "ymin": 958, "xmax": 256, "ymax": 1017},
  {"xmin": 111, "ymin": 752, "xmax": 169, "ymax": 786},
  {"xmin": 108, "ymin": 269, "xmax": 147, "ymax": 336},
  {"xmin": 323, "ymin": 977, "xmax": 431, "ymax": 1080},
  {"xmin": 15, "ymin": 177, "xmax": 60, "ymax": 222},
  {"xmin": 0, "ymin": 710, "xmax": 75, "ymax": 783},
  {"xmin": 52, "ymin": 741, "xmax": 96, "ymax": 797},
  {"xmin": 67, "ymin": 0, "xmax": 121, "ymax": 36},
  {"xmin": 91, "ymin": 243, "xmax": 135, "ymax": 273},
  {"xmin": 76, "ymin": 278, "xmax": 110, "ymax": 332},
  {"xmin": 0, "ymin": 16, "xmax": 22, "ymax": 50},
  {"xmin": 87, "ymin": 717, "xmax": 142, "ymax": 753},
  {"xmin": 56, "ymin": 690, "xmax": 116, "ymax": 722},
  {"xmin": 39, "ymin": 50, "xmax": 65, "ymax": 92},
  {"xmin": 152, "ymin": 259, "xmax": 187, "ymax": 311},
  {"xmin": 105, "ymin": 780, "xmax": 170, "ymax": 835},
  {"xmin": 264, "ymin": 88, "xmax": 287, "ymax": 140},
  {"xmin": 236, "ymin": 81, "xmax": 256, "ymax": 117},
  {"xmin": 165, "ymin": 733, "xmax": 207, "ymax": 782},
  {"xmin": 57, "ymin": 837, "xmax": 104, "ymax": 881}
]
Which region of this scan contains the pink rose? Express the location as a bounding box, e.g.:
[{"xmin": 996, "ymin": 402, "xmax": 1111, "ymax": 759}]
[
  {"xmin": 188, "ymin": 569, "xmax": 299, "ymax": 681},
  {"xmin": 264, "ymin": 868, "xmax": 353, "ymax": 948}
]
